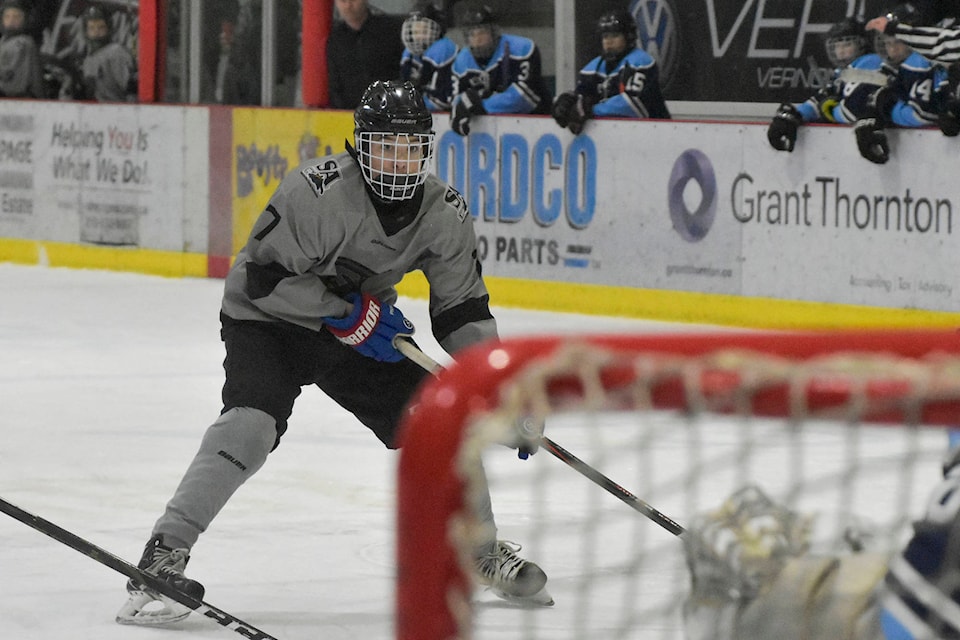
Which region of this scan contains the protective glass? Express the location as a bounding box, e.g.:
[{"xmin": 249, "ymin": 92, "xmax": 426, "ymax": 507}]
[
  {"xmin": 402, "ymin": 16, "xmax": 442, "ymax": 56},
  {"xmin": 356, "ymin": 132, "xmax": 436, "ymax": 201}
]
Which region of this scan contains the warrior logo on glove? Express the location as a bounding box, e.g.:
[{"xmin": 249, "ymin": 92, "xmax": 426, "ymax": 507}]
[{"xmin": 324, "ymin": 293, "xmax": 415, "ymax": 362}]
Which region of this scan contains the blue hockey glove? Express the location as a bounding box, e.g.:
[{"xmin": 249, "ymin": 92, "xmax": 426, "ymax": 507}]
[
  {"xmin": 451, "ymin": 89, "xmax": 486, "ymax": 136},
  {"xmin": 323, "ymin": 293, "xmax": 414, "ymax": 362}
]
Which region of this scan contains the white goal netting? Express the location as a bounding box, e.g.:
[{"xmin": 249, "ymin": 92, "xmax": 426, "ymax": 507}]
[{"xmin": 396, "ymin": 331, "xmax": 960, "ymax": 640}]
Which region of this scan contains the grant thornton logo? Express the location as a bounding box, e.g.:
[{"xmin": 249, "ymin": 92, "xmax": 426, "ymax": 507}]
[
  {"xmin": 668, "ymin": 149, "xmax": 717, "ymax": 242},
  {"xmin": 630, "ymin": 0, "xmax": 680, "ymax": 92}
]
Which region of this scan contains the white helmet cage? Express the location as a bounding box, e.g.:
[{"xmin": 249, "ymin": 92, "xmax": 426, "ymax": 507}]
[
  {"xmin": 356, "ymin": 132, "xmax": 435, "ymax": 202},
  {"xmin": 354, "ymin": 81, "xmax": 436, "ymax": 202},
  {"xmin": 402, "ymin": 15, "xmax": 442, "ymax": 56}
]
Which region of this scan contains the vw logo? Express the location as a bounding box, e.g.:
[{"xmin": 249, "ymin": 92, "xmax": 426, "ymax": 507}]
[{"xmin": 631, "ymin": 0, "xmax": 681, "ymax": 93}]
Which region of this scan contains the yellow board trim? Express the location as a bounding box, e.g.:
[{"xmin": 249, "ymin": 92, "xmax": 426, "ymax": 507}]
[
  {"xmin": 2, "ymin": 239, "xmax": 957, "ymax": 330},
  {"xmin": 0, "ymin": 239, "xmax": 208, "ymax": 278},
  {"xmin": 396, "ymin": 271, "xmax": 960, "ymax": 330}
]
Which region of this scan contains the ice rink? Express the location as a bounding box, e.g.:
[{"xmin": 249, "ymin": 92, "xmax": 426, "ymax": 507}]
[{"xmin": 0, "ymin": 263, "xmax": 723, "ymax": 640}]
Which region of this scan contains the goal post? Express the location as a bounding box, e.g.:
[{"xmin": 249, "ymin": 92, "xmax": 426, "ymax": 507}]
[{"xmin": 395, "ymin": 330, "xmax": 960, "ymax": 640}]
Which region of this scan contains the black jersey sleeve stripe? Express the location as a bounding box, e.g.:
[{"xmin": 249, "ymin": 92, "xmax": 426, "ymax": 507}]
[
  {"xmin": 431, "ymin": 295, "xmax": 494, "ymax": 344},
  {"xmin": 245, "ymin": 261, "xmax": 298, "ymax": 300}
]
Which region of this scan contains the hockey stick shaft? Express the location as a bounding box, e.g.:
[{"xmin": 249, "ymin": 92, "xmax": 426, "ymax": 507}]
[
  {"xmin": 395, "ymin": 338, "xmax": 685, "ymax": 536},
  {"xmin": 0, "ymin": 496, "xmax": 281, "ymax": 640}
]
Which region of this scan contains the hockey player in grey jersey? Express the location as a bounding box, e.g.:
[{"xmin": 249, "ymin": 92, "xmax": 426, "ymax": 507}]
[
  {"xmin": 0, "ymin": 0, "xmax": 44, "ymax": 98},
  {"xmin": 76, "ymin": 6, "xmax": 135, "ymax": 102},
  {"xmin": 115, "ymin": 80, "xmax": 552, "ymax": 626}
]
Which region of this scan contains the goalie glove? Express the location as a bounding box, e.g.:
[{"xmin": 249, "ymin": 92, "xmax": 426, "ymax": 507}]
[
  {"xmin": 323, "ymin": 293, "xmax": 414, "ymax": 362},
  {"xmin": 450, "ymin": 89, "xmax": 486, "ymax": 137},
  {"xmin": 767, "ymin": 103, "xmax": 802, "ymax": 151}
]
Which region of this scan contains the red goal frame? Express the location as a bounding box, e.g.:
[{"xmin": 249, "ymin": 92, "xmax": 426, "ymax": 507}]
[{"xmin": 395, "ymin": 329, "xmax": 960, "ymax": 640}]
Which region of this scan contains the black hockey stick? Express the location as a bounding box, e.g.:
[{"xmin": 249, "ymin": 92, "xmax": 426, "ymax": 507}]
[
  {"xmin": 394, "ymin": 338, "xmax": 686, "ymax": 537},
  {"xmin": 0, "ymin": 496, "xmax": 281, "ymax": 640}
]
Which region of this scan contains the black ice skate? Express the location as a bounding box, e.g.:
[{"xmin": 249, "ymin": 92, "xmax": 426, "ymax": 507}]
[
  {"xmin": 475, "ymin": 541, "xmax": 553, "ymax": 606},
  {"xmin": 115, "ymin": 534, "xmax": 206, "ymax": 625}
]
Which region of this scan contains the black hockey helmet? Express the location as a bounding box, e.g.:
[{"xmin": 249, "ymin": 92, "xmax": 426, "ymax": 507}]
[
  {"xmin": 354, "ymin": 80, "xmax": 434, "ymax": 136},
  {"xmin": 81, "ymin": 4, "xmax": 111, "ymax": 27},
  {"xmin": 353, "ymin": 80, "xmax": 435, "ymax": 202},
  {"xmin": 459, "ymin": 3, "xmax": 496, "ymax": 30},
  {"xmin": 81, "ymin": 4, "xmax": 112, "ymax": 44},
  {"xmin": 823, "ymin": 17, "xmax": 866, "ymax": 67},
  {"xmin": 459, "ymin": 3, "xmax": 500, "ymax": 60},
  {"xmin": 597, "ymin": 9, "xmax": 638, "ymax": 50},
  {"xmin": 410, "ymin": 1, "xmax": 447, "ymax": 29},
  {"xmin": 402, "ymin": 2, "xmax": 447, "ymax": 56}
]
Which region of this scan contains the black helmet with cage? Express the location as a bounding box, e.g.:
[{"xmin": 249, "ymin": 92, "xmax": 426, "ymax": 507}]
[
  {"xmin": 402, "ymin": 2, "xmax": 447, "ymax": 57},
  {"xmin": 597, "ymin": 9, "xmax": 638, "ymax": 51},
  {"xmin": 459, "ymin": 3, "xmax": 500, "ymax": 62},
  {"xmin": 823, "ymin": 17, "xmax": 866, "ymax": 68},
  {"xmin": 353, "ymin": 80, "xmax": 435, "ymax": 202}
]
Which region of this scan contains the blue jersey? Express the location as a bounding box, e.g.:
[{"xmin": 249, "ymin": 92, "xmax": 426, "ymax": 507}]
[
  {"xmin": 797, "ymin": 54, "xmax": 889, "ymax": 124},
  {"xmin": 797, "ymin": 52, "xmax": 942, "ymax": 127},
  {"xmin": 879, "ymin": 464, "xmax": 960, "ymax": 639},
  {"xmin": 400, "ymin": 37, "xmax": 458, "ymax": 112},
  {"xmin": 451, "ymin": 33, "xmax": 550, "ymax": 115},
  {"xmin": 575, "ymin": 48, "xmax": 671, "ymax": 119},
  {"xmin": 888, "ymin": 51, "xmax": 943, "ymax": 127}
]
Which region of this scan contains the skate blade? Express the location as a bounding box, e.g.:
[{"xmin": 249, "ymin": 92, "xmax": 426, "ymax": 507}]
[
  {"xmin": 490, "ymin": 585, "xmax": 555, "ymax": 607},
  {"xmin": 116, "ymin": 590, "xmax": 191, "ymax": 626}
]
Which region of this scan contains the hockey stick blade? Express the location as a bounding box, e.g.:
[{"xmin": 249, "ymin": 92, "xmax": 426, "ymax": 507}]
[
  {"xmin": 394, "ymin": 338, "xmax": 686, "ymax": 537},
  {"xmin": 0, "ymin": 496, "xmax": 282, "ymax": 640}
]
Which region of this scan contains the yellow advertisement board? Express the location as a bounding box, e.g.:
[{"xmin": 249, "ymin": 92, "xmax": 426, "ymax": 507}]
[{"xmin": 230, "ymin": 108, "xmax": 353, "ymax": 253}]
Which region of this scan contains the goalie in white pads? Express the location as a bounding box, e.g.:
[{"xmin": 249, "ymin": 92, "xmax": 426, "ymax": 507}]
[
  {"xmin": 116, "ymin": 79, "xmax": 551, "ymax": 626},
  {"xmin": 684, "ymin": 457, "xmax": 960, "ymax": 640},
  {"xmin": 683, "ymin": 485, "xmax": 886, "ymax": 640}
]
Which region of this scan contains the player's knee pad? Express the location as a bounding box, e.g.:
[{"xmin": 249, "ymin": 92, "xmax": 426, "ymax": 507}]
[{"xmin": 199, "ymin": 407, "xmax": 277, "ymax": 476}]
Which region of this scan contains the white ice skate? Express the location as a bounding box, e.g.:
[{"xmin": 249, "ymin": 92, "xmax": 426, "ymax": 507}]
[
  {"xmin": 116, "ymin": 535, "xmax": 205, "ymax": 625},
  {"xmin": 475, "ymin": 541, "xmax": 554, "ymax": 606}
]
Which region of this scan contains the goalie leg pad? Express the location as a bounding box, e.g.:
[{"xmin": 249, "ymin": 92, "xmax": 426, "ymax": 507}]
[{"xmin": 736, "ymin": 553, "xmax": 886, "ymax": 640}]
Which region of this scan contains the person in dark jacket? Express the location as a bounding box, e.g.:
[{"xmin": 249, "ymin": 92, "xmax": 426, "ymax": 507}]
[{"xmin": 326, "ymin": 0, "xmax": 404, "ymax": 109}]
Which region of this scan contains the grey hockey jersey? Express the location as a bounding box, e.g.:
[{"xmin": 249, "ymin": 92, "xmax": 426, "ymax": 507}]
[{"xmin": 221, "ymin": 149, "xmax": 498, "ymax": 356}]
